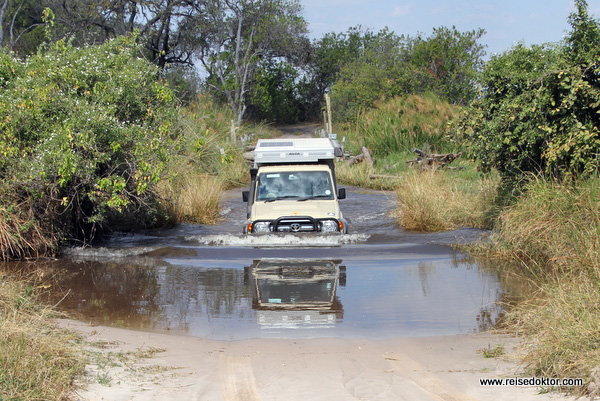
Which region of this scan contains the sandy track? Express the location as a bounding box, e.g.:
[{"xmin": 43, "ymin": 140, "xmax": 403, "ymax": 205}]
[{"xmin": 61, "ymin": 320, "xmax": 575, "ymax": 401}]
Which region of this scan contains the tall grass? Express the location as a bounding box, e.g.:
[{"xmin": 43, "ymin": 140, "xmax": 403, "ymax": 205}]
[
  {"xmin": 0, "ymin": 269, "xmax": 85, "ymax": 400},
  {"xmin": 0, "ymin": 203, "xmax": 58, "ymax": 261},
  {"xmin": 395, "ymin": 169, "xmax": 499, "ymax": 231},
  {"xmin": 335, "ymin": 162, "xmax": 399, "ymax": 191},
  {"xmin": 157, "ymin": 94, "xmax": 256, "ymax": 224},
  {"xmin": 478, "ymin": 176, "xmax": 600, "ymax": 394},
  {"xmin": 506, "ymin": 277, "xmax": 600, "ymax": 392},
  {"xmin": 343, "ymin": 93, "xmax": 459, "ymax": 158},
  {"xmin": 158, "ymin": 173, "xmax": 224, "ymax": 224},
  {"xmin": 492, "ymin": 177, "xmax": 600, "ymax": 279}
]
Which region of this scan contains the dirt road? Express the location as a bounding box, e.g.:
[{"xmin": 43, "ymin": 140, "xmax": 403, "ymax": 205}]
[{"xmin": 64, "ymin": 320, "xmax": 574, "ymax": 401}]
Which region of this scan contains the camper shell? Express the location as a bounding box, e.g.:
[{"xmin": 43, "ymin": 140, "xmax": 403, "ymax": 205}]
[{"xmin": 242, "ymin": 138, "xmax": 347, "ymax": 234}]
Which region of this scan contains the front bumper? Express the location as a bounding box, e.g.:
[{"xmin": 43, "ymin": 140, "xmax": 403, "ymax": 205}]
[{"xmin": 245, "ymin": 216, "xmax": 346, "ymax": 234}]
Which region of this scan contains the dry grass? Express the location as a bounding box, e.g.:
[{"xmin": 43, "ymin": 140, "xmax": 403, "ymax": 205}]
[
  {"xmin": 491, "ymin": 177, "xmax": 600, "ymax": 278},
  {"xmin": 395, "ymin": 170, "xmax": 498, "ymax": 231},
  {"xmin": 505, "ymin": 277, "xmax": 600, "ymax": 393},
  {"xmin": 158, "ymin": 173, "xmax": 224, "ymax": 224},
  {"xmin": 0, "ymin": 269, "xmax": 85, "ymax": 400},
  {"xmin": 472, "ymin": 176, "xmax": 600, "ymax": 394},
  {"xmin": 0, "ymin": 204, "xmax": 58, "ymax": 261},
  {"xmin": 335, "ymin": 162, "xmax": 399, "ymax": 191}
]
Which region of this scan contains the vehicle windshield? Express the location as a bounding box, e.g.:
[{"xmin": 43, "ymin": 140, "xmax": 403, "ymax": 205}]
[{"xmin": 256, "ymin": 171, "xmax": 334, "ymax": 202}]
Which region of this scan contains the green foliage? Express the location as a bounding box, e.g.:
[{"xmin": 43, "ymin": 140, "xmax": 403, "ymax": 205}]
[
  {"xmin": 459, "ymin": 2, "xmax": 600, "ymax": 179},
  {"xmin": 0, "ymin": 35, "xmax": 180, "ymax": 244},
  {"xmin": 343, "ymin": 93, "xmax": 459, "ymax": 158},
  {"xmin": 329, "ymin": 26, "xmax": 486, "ymax": 122},
  {"xmin": 409, "ymin": 26, "xmax": 486, "ymax": 105},
  {"xmin": 249, "ymin": 60, "xmax": 304, "ymax": 123}
]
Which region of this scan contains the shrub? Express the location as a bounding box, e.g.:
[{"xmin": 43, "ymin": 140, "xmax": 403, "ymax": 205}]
[
  {"xmin": 0, "ymin": 34, "xmax": 180, "ymax": 253},
  {"xmin": 458, "ymin": 2, "xmax": 600, "ymax": 179}
]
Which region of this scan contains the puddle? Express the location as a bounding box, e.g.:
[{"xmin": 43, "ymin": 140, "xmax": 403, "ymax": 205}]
[{"xmin": 1, "ymin": 187, "xmax": 515, "ymax": 340}]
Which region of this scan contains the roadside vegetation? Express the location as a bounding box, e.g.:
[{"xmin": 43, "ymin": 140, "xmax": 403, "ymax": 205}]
[
  {"xmin": 334, "ymin": 1, "xmax": 600, "ymax": 394},
  {"xmin": 0, "ymin": 269, "xmax": 85, "ymax": 400},
  {"xmin": 1, "ymin": 0, "xmax": 599, "ymax": 398},
  {"xmin": 459, "ymin": 2, "xmax": 600, "ymax": 394}
]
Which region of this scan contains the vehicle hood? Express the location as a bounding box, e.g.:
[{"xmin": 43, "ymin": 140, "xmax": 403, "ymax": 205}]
[{"xmin": 251, "ymin": 199, "xmax": 341, "ymax": 220}]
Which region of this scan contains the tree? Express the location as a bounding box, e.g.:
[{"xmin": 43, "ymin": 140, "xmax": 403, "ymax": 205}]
[
  {"xmin": 0, "ymin": 0, "xmax": 48, "ymax": 53},
  {"xmin": 47, "ymin": 0, "xmax": 210, "ymax": 67},
  {"xmin": 200, "ymin": 0, "xmax": 309, "ymax": 126},
  {"xmin": 327, "ymin": 26, "xmax": 486, "ymax": 122},
  {"xmin": 459, "ymin": 1, "xmax": 600, "ymax": 179},
  {"xmin": 409, "ymin": 26, "xmax": 486, "ymax": 105},
  {"xmin": 308, "ymin": 26, "xmax": 371, "ymax": 97},
  {"xmin": 248, "ymin": 60, "xmax": 300, "ymax": 122},
  {"xmin": 1, "ymin": 0, "xmax": 213, "ymax": 67}
]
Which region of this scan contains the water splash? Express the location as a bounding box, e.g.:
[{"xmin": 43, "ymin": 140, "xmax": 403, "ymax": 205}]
[
  {"xmin": 185, "ymin": 233, "xmax": 370, "ymax": 247},
  {"xmin": 64, "ymin": 246, "xmax": 158, "ymax": 259}
]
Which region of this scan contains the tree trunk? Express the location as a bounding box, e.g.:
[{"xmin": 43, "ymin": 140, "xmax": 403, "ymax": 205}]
[{"xmin": 0, "ymin": 0, "xmax": 9, "ymax": 46}]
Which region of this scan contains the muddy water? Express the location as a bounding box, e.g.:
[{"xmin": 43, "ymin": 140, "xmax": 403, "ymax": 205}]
[{"xmin": 6, "ymin": 188, "xmax": 522, "ymax": 340}]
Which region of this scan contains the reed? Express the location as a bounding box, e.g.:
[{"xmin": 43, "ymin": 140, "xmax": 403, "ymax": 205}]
[
  {"xmin": 345, "ymin": 93, "xmax": 459, "ymax": 158},
  {"xmin": 492, "ymin": 177, "xmax": 600, "ymax": 278}
]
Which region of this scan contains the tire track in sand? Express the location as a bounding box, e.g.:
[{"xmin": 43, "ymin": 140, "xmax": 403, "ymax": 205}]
[
  {"xmin": 385, "ymin": 353, "xmax": 480, "ymax": 401},
  {"xmin": 220, "ymin": 355, "xmax": 262, "ymax": 401}
]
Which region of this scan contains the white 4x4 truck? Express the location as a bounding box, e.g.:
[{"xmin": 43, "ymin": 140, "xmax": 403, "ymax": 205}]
[{"xmin": 242, "ymin": 138, "xmax": 348, "ymax": 234}]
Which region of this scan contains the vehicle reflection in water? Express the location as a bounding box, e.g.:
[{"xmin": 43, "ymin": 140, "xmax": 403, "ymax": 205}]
[
  {"xmin": 244, "ymin": 259, "xmax": 345, "ymax": 330},
  {"xmin": 3, "ymin": 243, "xmax": 526, "ymax": 340}
]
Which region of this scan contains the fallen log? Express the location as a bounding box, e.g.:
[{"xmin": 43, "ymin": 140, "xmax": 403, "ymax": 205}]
[
  {"xmin": 347, "ymin": 146, "xmax": 374, "ymax": 165},
  {"xmin": 407, "ymin": 148, "xmax": 462, "ymax": 170}
]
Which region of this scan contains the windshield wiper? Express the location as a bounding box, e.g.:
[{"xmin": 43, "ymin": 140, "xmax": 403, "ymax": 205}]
[
  {"xmin": 264, "ymin": 195, "xmax": 299, "ymax": 203},
  {"xmin": 297, "ymin": 195, "xmax": 332, "ymax": 201}
]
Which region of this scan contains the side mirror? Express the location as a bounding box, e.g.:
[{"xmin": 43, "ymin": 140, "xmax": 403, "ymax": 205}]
[
  {"xmin": 337, "ymin": 188, "xmax": 346, "ymax": 200},
  {"xmin": 242, "ymin": 191, "xmax": 249, "ymax": 202}
]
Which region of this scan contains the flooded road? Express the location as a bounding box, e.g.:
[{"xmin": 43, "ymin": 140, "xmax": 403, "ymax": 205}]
[{"xmin": 10, "ymin": 187, "xmax": 518, "ymax": 340}]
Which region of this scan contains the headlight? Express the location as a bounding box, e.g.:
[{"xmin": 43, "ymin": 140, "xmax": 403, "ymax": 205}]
[
  {"xmin": 253, "ymin": 221, "xmax": 271, "ymax": 233},
  {"xmin": 321, "ymin": 220, "xmax": 339, "ymax": 232}
]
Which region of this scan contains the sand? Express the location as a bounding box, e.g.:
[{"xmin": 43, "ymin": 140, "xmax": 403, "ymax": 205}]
[{"xmin": 59, "ymin": 319, "xmax": 578, "ymax": 401}]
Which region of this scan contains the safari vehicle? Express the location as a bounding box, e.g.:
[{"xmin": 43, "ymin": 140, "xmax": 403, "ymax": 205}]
[{"xmin": 242, "ymin": 138, "xmax": 347, "ymax": 234}]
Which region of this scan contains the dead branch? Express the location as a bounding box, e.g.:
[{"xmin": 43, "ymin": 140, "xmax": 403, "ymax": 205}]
[
  {"xmin": 407, "ymin": 147, "xmax": 462, "ymax": 170},
  {"xmin": 347, "ymin": 147, "xmax": 373, "ymax": 165}
]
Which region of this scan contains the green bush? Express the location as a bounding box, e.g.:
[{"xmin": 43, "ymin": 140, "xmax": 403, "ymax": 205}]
[
  {"xmin": 458, "ymin": 2, "xmax": 600, "ymax": 179},
  {"xmin": 0, "ymin": 34, "xmax": 180, "ymax": 253}
]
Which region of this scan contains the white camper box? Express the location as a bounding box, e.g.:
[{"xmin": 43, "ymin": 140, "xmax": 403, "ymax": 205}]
[{"xmin": 253, "ymin": 138, "xmax": 343, "ymax": 167}]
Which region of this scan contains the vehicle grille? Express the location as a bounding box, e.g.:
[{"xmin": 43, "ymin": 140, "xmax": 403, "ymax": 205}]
[{"xmin": 273, "ymin": 217, "xmax": 317, "ymax": 232}]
